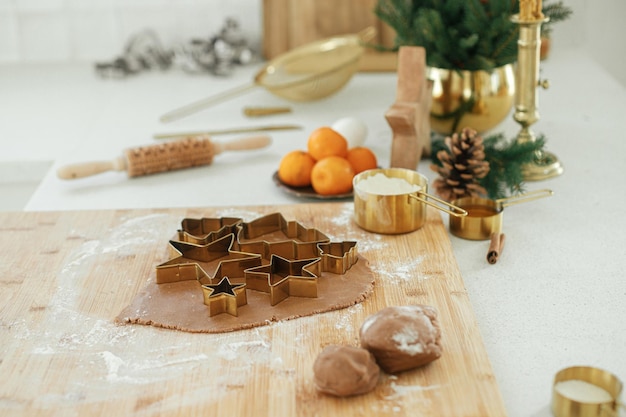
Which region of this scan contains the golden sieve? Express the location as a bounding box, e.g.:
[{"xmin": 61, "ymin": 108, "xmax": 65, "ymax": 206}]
[{"xmin": 160, "ymin": 27, "xmax": 376, "ymax": 123}]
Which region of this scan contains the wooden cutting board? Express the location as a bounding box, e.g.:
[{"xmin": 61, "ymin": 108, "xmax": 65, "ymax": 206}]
[
  {"xmin": 262, "ymin": 0, "xmax": 398, "ymax": 71},
  {"xmin": 0, "ymin": 203, "xmax": 506, "ymax": 416}
]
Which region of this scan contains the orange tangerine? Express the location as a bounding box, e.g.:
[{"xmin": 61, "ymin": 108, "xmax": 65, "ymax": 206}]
[
  {"xmin": 310, "ymin": 156, "xmax": 355, "ymax": 196},
  {"xmin": 346, "ymin": 146, "xmax": 377, "ymax": 174},
  {"xmin": 278, "ymin": 150, "xmax": 316, "ymax": 187},
  {"xmin": 307, "ymin": 127, "xmax": 348, "ymax": 161}
]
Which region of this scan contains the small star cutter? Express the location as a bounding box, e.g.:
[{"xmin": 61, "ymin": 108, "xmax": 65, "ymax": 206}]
[
  {"xmin": 154, "ymin": 212, "xmax": 360, "ymax": 315},
  {"xmin": 201, "ymin": 276, "xmax": 247, "ymax": 317}
]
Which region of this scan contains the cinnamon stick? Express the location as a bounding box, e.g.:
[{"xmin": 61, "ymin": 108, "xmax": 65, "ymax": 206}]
[{"xmin": 487, "ymin": 233, "xmax": 506, "ymax": 264}]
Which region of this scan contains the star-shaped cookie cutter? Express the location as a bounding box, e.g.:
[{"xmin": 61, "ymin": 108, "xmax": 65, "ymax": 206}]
[
  {"xmin": 154, "ymin": 212, "xmax": 360, "ymax": 315},
  {"xmin": 156, "ymin": 233, "xmax": 262, "ymax": 284},
  {"xmin": 201, "ymin": 276, "xmax": 247, "ymax": 317},
  {"xmin": 235, "ymin": 212, "xmax": 330, "ymax": 261},
  {"xmin": 176, "ymin": 216, "xmax": 242, "ymax": 245},
  {"xmin": 244, "ymin": 254, "xmax": 321, "ymax": 306}
]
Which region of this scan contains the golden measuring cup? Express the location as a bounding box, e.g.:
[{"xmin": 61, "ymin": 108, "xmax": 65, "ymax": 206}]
[
  {"xmin": 449, "ymin": 189, "xmax": 553, "ymax": 240},
  {"xmin": 353, "ymin": 168, "xmax": 466, "ymax": 234},
  {"xmin": 552, "ymin": 366, "xmax": 624, "ymax": 417}
]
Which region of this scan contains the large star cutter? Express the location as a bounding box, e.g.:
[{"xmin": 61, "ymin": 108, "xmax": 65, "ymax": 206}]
[{"xmin": 155, "ymin": 213, "xmax": 359, "ymax": 316}]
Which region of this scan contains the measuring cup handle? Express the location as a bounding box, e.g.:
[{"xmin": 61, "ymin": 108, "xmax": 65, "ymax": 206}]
[
  {"xmin": 409, "ymin": 192, "xmax": 468, "ymax": 217},
  {"xmin": 497, "ymin": 189, "xmax": 553, "ymax": 207}
]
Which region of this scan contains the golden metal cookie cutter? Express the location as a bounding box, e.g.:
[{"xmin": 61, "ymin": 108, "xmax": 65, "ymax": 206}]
[
  {"xmin": 155, "ymin": 212, "xmax": 360, "ymax": 314},
  {"xmin": 552, "ymin": 366, "xmax": 624, "ymax": 417},
  {"xmin": 318, "ymin": 241, "xmax": 358, "ymax": 275},
  {"xmin": 176, "ymin": 216, "xmax": 243, "ymax": 245},
  {"xmin": 235, "ymin": 212, "xmax": 330, "ymax": 261},
  {"xmin": 244, "ymin": 255, "xmax": 321, "ymax": 306},
  {"xmin": 156, "ymin": 233, "xmax": 262, "ymax": 284},
  {"xmin": 201, "ymin": 276, "xmax": 247, "ymax": 317}
]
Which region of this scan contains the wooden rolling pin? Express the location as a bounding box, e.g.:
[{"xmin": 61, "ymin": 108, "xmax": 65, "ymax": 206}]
[{"xmin": 57, "ymin": 135, "xmax": 271, "ymax": 179}]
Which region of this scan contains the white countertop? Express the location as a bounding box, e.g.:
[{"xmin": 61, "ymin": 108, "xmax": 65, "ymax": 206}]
[{"xmin": 1, "ymin": 46, "xmax": 625, "ymax": 416}]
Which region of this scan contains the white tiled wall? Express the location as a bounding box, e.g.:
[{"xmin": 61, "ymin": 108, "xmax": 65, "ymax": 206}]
[{"xmin": 0, "ymin": 0, "xmax": 262, "ymax": 63}]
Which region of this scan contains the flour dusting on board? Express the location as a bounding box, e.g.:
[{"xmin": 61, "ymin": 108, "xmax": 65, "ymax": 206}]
[
  {"xmin": 216, "ymin": 207, "xmax": 264, "ymax": 221},
  {"xmin": 384, "ymin": 380, "xmax": 443, "ymax": 400},
  {"xmin": 333, "ymin": 303, "xmax": 364, "ymax": 334},
  {"xmin": 328, "ymin": 203, "xmax": 387, "ymax": 253},
  {"xmin": 370, "ymin": 256, "xmax": 426, "ymax": 284},
  {"xmin": 20, "ymin": 213, "xmax": 297, "ymax": 412}
]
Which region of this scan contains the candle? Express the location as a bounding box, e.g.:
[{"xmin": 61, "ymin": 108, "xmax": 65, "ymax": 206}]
[
  {"xmin": 554, "ymin": 380, "xmax": 614, "ymax": 404},
  {"xmin": 520, "ymin": 0, "xmax": 532, "ymax": 21},
  {"xmin": 534, "ymin": 0, "xmax": 543, "ymax": 19},
  {"xmin": 519, "ymin": 0, "xmax": 544, "ymax": 21}
]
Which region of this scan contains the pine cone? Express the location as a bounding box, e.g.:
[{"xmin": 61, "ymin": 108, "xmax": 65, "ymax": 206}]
[{"xmin": 430, "ymin": 127, "xmax": 490, "ymax": 201}]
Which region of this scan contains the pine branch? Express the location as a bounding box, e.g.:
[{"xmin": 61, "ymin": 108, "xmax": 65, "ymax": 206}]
[
  {"xmin": 431, "ymin": 132, "xmax": 547, "ymax": 199},
  {"xmin": 373, "ymin": 0, "xmax": 541, "ymax": 71},
  {"xmin": 542, "ymin": 1, "xmax": 574, "ymax": 36}
]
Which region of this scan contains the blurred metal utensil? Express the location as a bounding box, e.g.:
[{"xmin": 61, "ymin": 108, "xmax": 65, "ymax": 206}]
[
  {"xmin": 159, "ymin": 27, "xmax": 376, "ymax": 123},
  {"xmin": 153, "ymin": 124, "xmax": 302, "ymax": 139}
]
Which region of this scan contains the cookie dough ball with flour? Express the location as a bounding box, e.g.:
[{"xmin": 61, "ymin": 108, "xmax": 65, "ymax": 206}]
[
  {"xmin": 313, "ymin": 345, "xmax": 380, "ymax": 397},
  {"xmin": 360, "ymin": 305, "xmax": 442, "ymax": 373}
]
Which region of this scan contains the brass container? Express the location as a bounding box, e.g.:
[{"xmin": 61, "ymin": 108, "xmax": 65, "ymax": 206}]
[
  {"xmin": 449, "ymin": 189, "xmax": 553, "ymax": 240},
  {"xmin": 552, "ymin": 366, "xmax": 623, "ymax": 417},
  {"xmin": 353, "ymin": 168, "xmax": 466, "ymax": 234},
  {"xmin": 428, "ymin": 64, "xmax": 516, "ymax": 135},
  {"xmin": 510, "ymin": 14, "xmax": 564, "ymax": 180}
]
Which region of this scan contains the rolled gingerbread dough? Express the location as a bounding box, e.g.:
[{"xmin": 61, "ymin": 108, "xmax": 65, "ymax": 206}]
[{"xmin": 116, "ymin": 256, "xmax": 374, "ymax": 333}]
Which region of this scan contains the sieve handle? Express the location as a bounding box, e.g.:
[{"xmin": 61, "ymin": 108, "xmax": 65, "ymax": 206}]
[
  {"xmin": 409, "ymin": 192, "xmax": 468, "ymax": 217},
  {"xmin": 159, "ymin": 82, "xmax": 258, "ymax": 123},
  {"xmin": 357, "ymin": 26, "xmax": 377, "ymax": 44}
]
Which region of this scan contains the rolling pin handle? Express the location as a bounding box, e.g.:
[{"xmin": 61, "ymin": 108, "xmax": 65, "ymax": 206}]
[{"xmin": 56, "ymin": 157, "xmax": 127, "ymax": 179}]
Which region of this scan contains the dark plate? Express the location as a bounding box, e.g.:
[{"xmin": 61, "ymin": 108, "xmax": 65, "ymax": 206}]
[{"xmin": 272, "ymin": 171, "xmax": 353, "ymax": 200}]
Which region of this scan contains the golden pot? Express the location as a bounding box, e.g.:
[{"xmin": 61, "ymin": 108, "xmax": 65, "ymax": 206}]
[{"xmin": 428, "ymin": 64, "xmax": 515, "ymax": 135}]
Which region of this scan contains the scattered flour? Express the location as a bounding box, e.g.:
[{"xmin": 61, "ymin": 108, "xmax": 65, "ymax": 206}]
[
  {"xmin": 370, "ymin": 256, "xmax": 426, "ymax": 284},
  {"xmin": 18, "ymin": 213, "xmax": 293, "ymax": 412},
  {"xmin": 333, "ymin": 303, "xmax": 364, "ymax": 333},
  {"xmin": 385, "ymin": 380, "xmax": 442, "ymax": 400},
  {"xmin": 392, "ymin": 326, "xmax": 424, "ymax": 355}
]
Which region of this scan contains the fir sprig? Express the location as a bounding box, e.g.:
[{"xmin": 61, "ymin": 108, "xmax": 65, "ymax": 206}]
[
  {"xmin": 374, "ymin": 0, "xmax": 571, "ymax": 71},
  {"xmin": 431, "ymin": 132, "xmax": 546, "ymax": 199},
  {"xmin": 541, "ymin": 1, "xmax": 574, "ymax": 36},
  {"xmin": 374, "ymin": 0, "xmax": 518, "ymax": 71}
]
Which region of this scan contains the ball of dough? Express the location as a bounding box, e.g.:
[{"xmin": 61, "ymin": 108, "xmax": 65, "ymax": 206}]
[
  {"xmin": 313, "ymin": 345, "xmax": 380, "ymax": 397},
  {"xmin": 360, "ymin": 305, "xmax": 442, "ymax": 374}
]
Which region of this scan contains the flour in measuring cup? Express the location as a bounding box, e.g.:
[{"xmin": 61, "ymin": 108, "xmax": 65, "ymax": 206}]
[{"xmin": 356, "ymin": 173, "xmax": 421, "ymax": 195}]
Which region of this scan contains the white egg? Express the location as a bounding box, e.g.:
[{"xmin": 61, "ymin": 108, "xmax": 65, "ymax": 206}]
[{"xmin": 331, "ymin": 117, "xmax": 368, "ymax": 148}]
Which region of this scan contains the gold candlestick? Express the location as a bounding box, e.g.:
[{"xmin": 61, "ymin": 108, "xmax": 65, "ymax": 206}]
[{"xmin": 511, "ymin": 14, "xmax": 563, "ymax": 180}]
